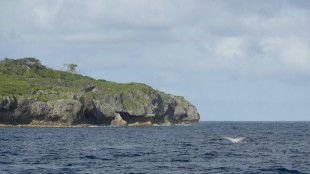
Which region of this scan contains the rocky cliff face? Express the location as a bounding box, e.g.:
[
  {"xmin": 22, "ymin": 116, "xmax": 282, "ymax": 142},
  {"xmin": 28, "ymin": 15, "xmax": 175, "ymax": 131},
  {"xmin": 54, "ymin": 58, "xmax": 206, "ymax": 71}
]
[
  {"xmin": 0, "ymin": 58, "xmax": 200, "ymax": 127},
  {"xmin": 0, "ymin": 90, "xmax": 200, "ymax": 126}
]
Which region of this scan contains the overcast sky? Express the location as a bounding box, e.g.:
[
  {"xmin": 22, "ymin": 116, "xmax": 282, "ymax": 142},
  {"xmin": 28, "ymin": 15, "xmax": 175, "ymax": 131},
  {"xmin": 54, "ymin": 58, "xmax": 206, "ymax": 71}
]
[{"xmin": 1, "ymin": 0, "xmax": 310, "ymax": 121}]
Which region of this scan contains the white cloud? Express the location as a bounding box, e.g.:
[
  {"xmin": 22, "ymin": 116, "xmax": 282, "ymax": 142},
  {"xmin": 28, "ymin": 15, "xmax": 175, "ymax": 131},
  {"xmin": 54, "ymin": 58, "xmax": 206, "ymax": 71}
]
[
  {"xmin": 260, "ymin": 37, "xmax": 310, "ymax": 74},
  {"xmin": 1, "ymin": 0, "xmax": 310, "ymax": 82},
  {"xmin": 214, "ymin": 37, "xmax": 246, "ymax": 58},
  {"xmin": 33, "ymin": 7, "xmax": 50, "ymax": 26}
]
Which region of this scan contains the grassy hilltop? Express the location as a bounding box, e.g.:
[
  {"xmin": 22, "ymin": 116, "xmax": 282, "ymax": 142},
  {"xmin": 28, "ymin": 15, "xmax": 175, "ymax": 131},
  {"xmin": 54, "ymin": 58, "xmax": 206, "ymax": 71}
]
[{"xmin": 0, "ymin": 57, "xmax": 176, "ymax": 108}]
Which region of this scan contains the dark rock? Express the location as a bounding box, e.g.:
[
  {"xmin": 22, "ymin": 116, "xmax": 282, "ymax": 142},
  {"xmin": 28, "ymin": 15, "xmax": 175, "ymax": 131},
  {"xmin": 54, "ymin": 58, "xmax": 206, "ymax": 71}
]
[
  {"xmin": 81, "ymin": 85, "xmax": 97, "ymax": 92},
  {"xmin": 0, "ymin": 90, "xmax": 199, "ymax": 126}
]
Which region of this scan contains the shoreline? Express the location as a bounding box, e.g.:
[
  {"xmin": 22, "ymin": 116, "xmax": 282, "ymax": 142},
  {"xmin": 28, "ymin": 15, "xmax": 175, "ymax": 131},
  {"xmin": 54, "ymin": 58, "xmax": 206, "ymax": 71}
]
[
  {"xmin": 0, "ymin": 122, "xmax": 196, "ymax": 128},
  {"xmin": 0, "ymin": 124, "xmax": 93, "ymax": 128}
]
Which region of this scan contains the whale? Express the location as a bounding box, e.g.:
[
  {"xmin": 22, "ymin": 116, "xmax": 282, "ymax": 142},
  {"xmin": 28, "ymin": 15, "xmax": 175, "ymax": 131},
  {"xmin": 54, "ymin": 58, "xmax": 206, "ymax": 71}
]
[{"xmin": 222, "ymin": 136, "xmax": 246, "ymax": 143}]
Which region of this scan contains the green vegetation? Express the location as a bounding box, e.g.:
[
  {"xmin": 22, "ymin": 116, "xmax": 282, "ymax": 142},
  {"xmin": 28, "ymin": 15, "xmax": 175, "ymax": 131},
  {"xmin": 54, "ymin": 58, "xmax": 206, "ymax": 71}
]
[
  {"xmin": 0, "ymin": 70, "xmax": 76, "ymax": 101},
  {"xmin": 123, "ymin": 97, "xmax": 138, "ymax": 110},
  {"xmin": 96, "ymin": 81, "xmax": 154, "ymax": 95},
  {"xmin": 157, "ymin": 91, "xmax": 173, "ymax": 103},
  {"xmin": 157, "ymin": 90, "xmax": 188, "ymax": 107},
  {"xmin": 64, "ymin": 64, "xmax": 78, "ymax": 73},
  {"xmin": 0, "ymin": 58, "xmax": 88, "ymax": 101},
  {"xmin": 26, "ymin": 94, "xmax": 70, "ymax": 102},
  {"xmin": 174, "ymin": 96, "xmax": 188, "ymax": 108},
  {"xmin": 0, "ymin": 57, "xmax": 165, "ymax": 106}
]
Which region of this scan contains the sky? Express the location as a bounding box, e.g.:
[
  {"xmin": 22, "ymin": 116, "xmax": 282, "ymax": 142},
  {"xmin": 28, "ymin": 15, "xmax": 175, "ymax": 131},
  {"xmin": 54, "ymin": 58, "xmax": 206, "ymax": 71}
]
[{"xmin": 1, "ymin": 0, "xmax": 310, "ymax": 121}]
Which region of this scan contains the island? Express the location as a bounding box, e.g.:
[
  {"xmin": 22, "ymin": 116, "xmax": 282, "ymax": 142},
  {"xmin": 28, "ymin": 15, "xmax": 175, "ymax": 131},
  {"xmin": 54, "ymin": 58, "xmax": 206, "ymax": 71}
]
[{"xmin": 0, "ymin": 58, "xmax": 200, "ymax": 127}]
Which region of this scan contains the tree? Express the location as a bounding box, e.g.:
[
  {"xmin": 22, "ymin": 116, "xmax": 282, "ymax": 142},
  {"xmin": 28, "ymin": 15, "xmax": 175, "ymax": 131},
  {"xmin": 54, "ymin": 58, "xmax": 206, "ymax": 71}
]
[
  {"xmin": 0, "ymin": 57, "xmax": 45, "ymax": 74},
  {"xmin": 65, "ymin": 64, "xmax": 78, "ymax": 73},
  {"xmin": 22, "ymin": 57, "xmax": 45, "ymax": 70}
]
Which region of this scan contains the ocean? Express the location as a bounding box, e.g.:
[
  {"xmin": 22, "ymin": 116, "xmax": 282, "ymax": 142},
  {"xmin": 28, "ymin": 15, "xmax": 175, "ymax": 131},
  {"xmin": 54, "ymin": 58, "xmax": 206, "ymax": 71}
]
[{"xmin": 1, "ymin": 122, "xmax": 310, "ymax": 174}]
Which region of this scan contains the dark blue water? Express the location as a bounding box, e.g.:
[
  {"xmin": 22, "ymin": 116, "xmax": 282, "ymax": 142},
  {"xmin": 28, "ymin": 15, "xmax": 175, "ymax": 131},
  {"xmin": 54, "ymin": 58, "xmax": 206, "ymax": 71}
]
[{"xmin": 1, "ymin": 122, "xmax": 310, "ymax": 174}]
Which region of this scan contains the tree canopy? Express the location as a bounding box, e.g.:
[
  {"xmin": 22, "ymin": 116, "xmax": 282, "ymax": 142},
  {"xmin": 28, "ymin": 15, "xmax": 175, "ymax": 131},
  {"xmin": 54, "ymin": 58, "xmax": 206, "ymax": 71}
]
[{"xmin": 65, "ymin": 64, "xmax": 78, "ymax": 73}]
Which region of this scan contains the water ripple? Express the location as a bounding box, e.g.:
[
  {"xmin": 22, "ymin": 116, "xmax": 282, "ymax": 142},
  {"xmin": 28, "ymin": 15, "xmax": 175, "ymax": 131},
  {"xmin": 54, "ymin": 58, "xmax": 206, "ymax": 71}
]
[{"xmin": 0, "ymin": 122, "xmax": 310, "ymax": 173}]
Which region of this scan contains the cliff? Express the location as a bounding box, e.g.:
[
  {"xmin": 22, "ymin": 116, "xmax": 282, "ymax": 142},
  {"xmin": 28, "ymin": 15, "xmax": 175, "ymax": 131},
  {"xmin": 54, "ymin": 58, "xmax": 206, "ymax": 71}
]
[{"xmin": 0, "ymin": 58, "xmax": 199, "ymax": 127}]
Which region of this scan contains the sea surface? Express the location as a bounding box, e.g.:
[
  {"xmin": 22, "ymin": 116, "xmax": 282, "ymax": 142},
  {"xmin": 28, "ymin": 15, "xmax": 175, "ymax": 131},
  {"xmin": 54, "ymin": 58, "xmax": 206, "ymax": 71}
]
[{"xmin": 1, "ymin": 122, "xmax": 310, "ymax": 174}]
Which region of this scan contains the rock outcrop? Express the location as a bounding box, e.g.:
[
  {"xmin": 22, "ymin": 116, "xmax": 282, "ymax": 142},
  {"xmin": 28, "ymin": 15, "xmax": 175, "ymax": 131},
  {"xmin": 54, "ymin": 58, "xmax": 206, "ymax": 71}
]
[
  {"xmin": 111, "ymin": 113, "xmax": 127, "ymax": 126},
  {"xmin": 0, "ymin": 90, "xmax": 199, "ymax": 127}
]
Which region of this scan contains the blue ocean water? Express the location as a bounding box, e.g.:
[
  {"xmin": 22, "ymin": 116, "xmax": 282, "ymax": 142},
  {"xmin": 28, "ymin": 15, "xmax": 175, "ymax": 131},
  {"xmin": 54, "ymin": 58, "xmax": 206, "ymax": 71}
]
[{"xmin": 1, "ymin": 122, "xmax": 310, "ymax": 174}]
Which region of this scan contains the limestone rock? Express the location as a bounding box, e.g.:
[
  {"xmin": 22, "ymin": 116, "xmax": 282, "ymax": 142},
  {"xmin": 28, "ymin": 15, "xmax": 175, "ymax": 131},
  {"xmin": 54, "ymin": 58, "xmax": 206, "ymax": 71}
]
[
  {"xmin": 128, "ymin": 121, "xmax": 152, "ymax": 126},
  {"xmin": 111, "ymin": 113, "xmax": 127, "ymax": 126},
  {"xmin": 0, "ymin": 90, "xmax": 199, "ymax": 126}
]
